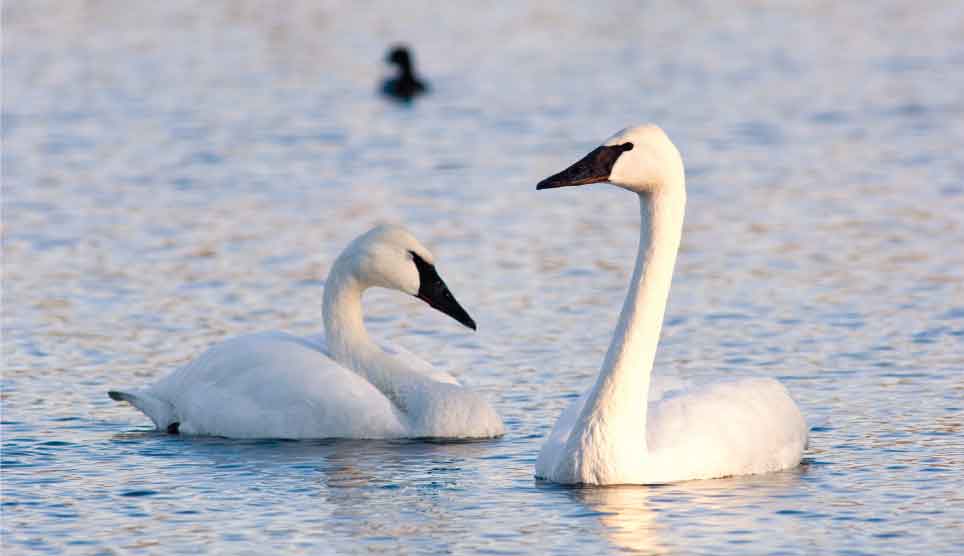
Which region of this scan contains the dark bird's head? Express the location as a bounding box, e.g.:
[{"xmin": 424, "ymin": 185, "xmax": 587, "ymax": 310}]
[{"xmin": 387, "ymin": 46, "xmax": 414, "ymax": 72}]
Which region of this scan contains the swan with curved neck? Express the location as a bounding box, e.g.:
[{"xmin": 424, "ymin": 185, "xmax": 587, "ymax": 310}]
[
  {"xmin": 108, "ymin": 225, "xmax": 504, "ymax": 439},
  {"xmin": 535, "ymin": 125, "xmax": 807, "ymax": 485}
]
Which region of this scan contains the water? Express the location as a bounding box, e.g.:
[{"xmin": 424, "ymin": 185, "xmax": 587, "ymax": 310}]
[{"xmin": 3, "ymin": 1, "xmax": 963, "ymax": 554}]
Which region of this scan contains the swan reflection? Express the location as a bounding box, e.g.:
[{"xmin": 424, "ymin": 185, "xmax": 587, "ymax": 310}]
[{"xmin": 570, "ymin": 485, "xmax": 667, "ymax": 555}]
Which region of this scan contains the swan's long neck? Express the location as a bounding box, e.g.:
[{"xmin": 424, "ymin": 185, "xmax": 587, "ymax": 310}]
[
  {"xmin": 322, "ymin": 256, "xmax": 423, "ymax": 413},
  {"xmin": 322, "ymin": 257, "xmax": 411, "ymax": 398},
  {"xmin": 579, "ymin": 186, "xmax": 685, "ymax": 452},
  {"xmin": 322, "ymin": 258, "xmax": 375, "ymax": 363}
]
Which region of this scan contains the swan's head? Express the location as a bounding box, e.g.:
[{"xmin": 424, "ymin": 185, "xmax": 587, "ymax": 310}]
[
  {"xmin": 344, "ymin": 225, "xmax": 476, "ymax": 330},
  {"xmin": 536, "ymin": 124, "xmax": 684, "ymax": 194}
]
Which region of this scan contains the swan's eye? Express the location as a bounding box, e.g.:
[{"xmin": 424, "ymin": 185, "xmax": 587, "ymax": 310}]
[{"xmin": 620, "ymin": 142, "xmax": 634, "ymax": 152}]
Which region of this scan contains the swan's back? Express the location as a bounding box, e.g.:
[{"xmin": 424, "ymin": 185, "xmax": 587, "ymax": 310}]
[
  {"xmin": 114, "ymin": 331, "xmax": 504, "ymax": 439},
  {"xmin": 147, "ymin": 332, "xmax": 407, "ymax": 439},
  {"xmin": 643, "ymin": 377, "xmax": 807, "ymax": 482}
]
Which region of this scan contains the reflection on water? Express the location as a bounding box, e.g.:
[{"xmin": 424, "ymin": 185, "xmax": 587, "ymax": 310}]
[
  {"xmin": 4, "ymin": 1, "xmax": 964, "ymax": 554},
  {"xmin": 566, "ymin": 469, "xmax": 811, "ymax": 555},
  {"xmin": 570, "ymin": 486, "xmax": 667, "ymax": 555}
]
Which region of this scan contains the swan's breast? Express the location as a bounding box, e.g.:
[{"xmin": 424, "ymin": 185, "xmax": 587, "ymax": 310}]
[{"xmin": 404, "ymin": 382, "xmax": 505, "ymax": 439}]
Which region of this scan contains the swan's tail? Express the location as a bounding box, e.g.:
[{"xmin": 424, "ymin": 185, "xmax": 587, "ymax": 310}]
[{"xmin": 108, "ymin": 389, "xmax": 179, "ymax": 433}]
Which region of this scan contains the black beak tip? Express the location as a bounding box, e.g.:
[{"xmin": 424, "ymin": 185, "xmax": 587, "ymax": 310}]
[
  {"xmin": 448, "ymin": 304, "xmax": 477, "ymax": 331},
  {"xmin": 415, "ymin": 291, "xmax": 477, "ymax": 332},
  {"xmin": 411, "ymin": 254, "xmax": 477, "ymax": 332}
]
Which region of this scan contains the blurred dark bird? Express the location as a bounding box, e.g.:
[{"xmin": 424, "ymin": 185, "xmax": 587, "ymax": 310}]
[{"xmin": 382, "ymin": 46, "xmax": 428, "ymax": 102}]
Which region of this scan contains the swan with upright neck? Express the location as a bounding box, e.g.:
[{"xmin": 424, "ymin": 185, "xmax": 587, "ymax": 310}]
[
  {"xmin": 534, "ymin": 125, "xmax": 807, "ymax": 485},
  {"xmin": 108, "ymin": 225, "xmax": 504, "ymax": 439}
]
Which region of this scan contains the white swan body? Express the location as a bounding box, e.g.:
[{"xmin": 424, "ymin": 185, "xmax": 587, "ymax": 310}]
[
  {"xmin": 534, "ymin": 125, "xmax": 807, "ymax": 485},
  {"xmin": 109, "ymin": 225, "xmax": 505, "ymax": 440}
]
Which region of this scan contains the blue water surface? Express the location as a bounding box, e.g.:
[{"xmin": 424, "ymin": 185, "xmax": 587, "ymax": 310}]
[{"xmin": 3, "ymin": 1, "xmax": 963, "ymax": 554}]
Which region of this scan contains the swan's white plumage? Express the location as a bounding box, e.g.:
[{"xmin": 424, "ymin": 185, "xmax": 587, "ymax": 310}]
[
  {"xmin": 535, "ymin": 125, "xmax": 807, "ymax": 485},
  {"xmin": 110, "ymin": 226, "xmax": 504, "ymax": 440},
  {"xmin": 136, "ymin": 332, "xmax": 406, "ymax": 438},
  {"xmin": 536, "ymin": 376, "xmax": 807, "ymax": 484}
]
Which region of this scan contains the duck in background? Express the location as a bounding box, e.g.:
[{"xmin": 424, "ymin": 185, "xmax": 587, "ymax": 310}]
[{"xmin": 382, "ymin": 45, "xmax": 429, "ymax": 102}]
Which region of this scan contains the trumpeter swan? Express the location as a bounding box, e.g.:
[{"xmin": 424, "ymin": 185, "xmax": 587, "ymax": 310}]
[
  {"xmin": 534, "ymin": 125, "xmax": 807, "ymax": 485},
  {"xmin": 108, "ymin": 225, "xmax": 504, "ymax": 440}
]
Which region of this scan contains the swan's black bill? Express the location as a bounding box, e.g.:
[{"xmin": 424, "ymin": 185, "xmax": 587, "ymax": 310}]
[
  {"xmin": 412, "ymin": 253, "xmax": 477, "ymax": 330},
  {"xmin": 536, "ymin": 142, "xmax": 634, "ymax": 190}
]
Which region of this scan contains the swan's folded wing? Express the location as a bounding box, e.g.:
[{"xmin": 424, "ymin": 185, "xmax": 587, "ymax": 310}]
[
  {"xmin": 149, "ymin": 332, "xmax": 407, "ymax": 439},
  {"xmin": 378, "ymin": 340, "xmax": 460, "ymax": 385},
  {"xmin": 307, "ymin": 330, "xmax": 459, "ymax": 385},
  {"xmin": 646, "ymin": 377, "xmax": 807, "ymax": 480}
]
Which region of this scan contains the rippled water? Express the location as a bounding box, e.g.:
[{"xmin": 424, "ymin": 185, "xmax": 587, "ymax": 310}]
[{"xmin": 3, "ymin": 1, "xmax": 964, "ymax": 554}]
